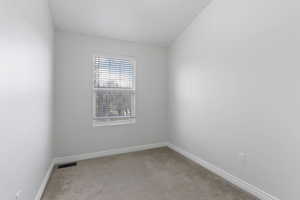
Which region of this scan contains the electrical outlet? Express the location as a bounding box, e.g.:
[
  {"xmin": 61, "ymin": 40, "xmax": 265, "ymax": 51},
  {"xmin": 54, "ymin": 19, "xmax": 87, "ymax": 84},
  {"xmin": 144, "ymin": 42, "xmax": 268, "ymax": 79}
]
[{"xmin": 16, "ymin": 190, "xmax": 22, "ymax": 200}]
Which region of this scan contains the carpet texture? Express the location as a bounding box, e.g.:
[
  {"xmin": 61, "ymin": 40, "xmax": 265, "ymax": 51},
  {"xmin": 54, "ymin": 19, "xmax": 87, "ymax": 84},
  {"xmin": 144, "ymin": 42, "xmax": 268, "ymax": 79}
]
[{"xmin": 42, "ymin": 147, "xmax": 259, "ymax": 200}]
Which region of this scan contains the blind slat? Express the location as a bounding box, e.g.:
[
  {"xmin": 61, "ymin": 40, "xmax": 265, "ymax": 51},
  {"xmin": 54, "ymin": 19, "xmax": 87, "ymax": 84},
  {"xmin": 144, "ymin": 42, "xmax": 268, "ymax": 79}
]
[{"xmin": 94, "ymin": 57, "xmax": 135, "ymax": 89}]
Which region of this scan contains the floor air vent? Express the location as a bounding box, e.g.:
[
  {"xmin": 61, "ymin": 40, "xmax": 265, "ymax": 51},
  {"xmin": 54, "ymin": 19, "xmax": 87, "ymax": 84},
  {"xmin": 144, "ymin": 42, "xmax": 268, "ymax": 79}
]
[{"xmin": 57, "ymin": 162, "xmax": 77, "ymax": 169}]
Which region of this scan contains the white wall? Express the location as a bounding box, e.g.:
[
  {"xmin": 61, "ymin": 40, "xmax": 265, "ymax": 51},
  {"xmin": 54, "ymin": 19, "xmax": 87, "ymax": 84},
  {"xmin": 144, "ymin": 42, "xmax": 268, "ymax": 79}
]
[
  {"xmin": 0, "ymin": 0, "xmax": 54, "ymax": 200},
  {"xmin": 54, "ymin": 31, "xmax": 168, "ymax": 157},
  {"xmin": 169, "ymin": 0, "xmax": 300, "ymax": 199}
]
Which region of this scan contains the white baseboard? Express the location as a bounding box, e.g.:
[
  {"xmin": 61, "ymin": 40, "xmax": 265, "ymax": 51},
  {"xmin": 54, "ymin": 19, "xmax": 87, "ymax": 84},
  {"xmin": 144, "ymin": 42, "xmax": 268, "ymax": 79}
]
[
  {"xmin": 34, "ymin": 160, "xmax": 55, "ymax": 200},
  {"xmin": 54, "ymin": 142, "xmax": 168, "ymax": 164},
  {"xmin": 36, "ymin": 142, "xmax": 279, "ymax": 200},
  {"xmin": 167, "ymin": 143, "xmax": 280, "ymax": 200}
]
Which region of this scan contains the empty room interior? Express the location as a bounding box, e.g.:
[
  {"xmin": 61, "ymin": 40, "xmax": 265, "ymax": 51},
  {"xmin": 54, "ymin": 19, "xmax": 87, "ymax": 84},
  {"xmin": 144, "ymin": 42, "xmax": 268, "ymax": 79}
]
[{"xmin": 1, "ymin": 0, "xmax": 300, "ymax": 200}]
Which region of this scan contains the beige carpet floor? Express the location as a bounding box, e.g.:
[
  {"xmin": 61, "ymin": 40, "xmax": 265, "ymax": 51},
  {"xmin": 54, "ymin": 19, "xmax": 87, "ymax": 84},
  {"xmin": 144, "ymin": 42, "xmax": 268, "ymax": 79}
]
[{"xmin": 42, "ymin": 147, "xmax": 259, "ymax": 200}]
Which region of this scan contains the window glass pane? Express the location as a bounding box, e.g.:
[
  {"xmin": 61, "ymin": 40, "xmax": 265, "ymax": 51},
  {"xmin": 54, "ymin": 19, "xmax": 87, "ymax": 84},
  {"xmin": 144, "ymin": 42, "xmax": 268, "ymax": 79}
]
[
  {"xmin": 94, "ymin": 91, "xmax": 135, "ymax": 119},
  {"xmin": 94, "ymin": 57, "xmax": 135, "ymax": 89}
]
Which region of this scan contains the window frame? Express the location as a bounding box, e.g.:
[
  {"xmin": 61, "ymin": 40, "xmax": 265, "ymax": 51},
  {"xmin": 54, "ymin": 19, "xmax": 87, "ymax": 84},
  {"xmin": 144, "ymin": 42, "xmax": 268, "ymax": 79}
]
[{"xmin": 91, "ymin": 54, "xmax": 136, "ymax": 127}]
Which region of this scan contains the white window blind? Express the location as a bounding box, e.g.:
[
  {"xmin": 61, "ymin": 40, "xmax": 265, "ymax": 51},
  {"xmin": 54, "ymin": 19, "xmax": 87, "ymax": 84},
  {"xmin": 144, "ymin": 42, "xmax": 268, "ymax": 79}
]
[{"xmin": 93, "ymin": 56, "xmax": 136, "ymax": 126}]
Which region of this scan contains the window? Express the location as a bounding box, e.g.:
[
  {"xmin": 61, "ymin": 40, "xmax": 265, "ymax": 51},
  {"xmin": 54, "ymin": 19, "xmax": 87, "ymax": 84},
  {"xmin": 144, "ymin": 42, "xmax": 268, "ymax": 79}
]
[{"xmin": 93, "ymin": 56, "xmax": 136, "ymax": 126}]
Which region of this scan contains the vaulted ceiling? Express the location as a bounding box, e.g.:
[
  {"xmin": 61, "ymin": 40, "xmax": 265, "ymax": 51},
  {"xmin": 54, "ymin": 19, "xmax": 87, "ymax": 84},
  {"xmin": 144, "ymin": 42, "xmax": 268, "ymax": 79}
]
[{"xmin": 50, "ymin": 0, "xmax": 210, "ymax": 46}]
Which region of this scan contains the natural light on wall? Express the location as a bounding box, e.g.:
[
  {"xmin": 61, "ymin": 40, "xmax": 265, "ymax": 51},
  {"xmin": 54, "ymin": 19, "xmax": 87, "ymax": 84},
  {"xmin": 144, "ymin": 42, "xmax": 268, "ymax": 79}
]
[{"xmin": 93, "ymin": 56, "xmax": 136, "ymax": 126}]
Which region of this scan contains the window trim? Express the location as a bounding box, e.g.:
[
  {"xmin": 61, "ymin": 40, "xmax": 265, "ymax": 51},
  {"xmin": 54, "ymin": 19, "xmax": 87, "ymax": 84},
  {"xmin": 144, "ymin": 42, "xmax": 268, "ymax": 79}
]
[{"xmin": 91, "ymin": 54, "xmax": 136, "ymax": 127}]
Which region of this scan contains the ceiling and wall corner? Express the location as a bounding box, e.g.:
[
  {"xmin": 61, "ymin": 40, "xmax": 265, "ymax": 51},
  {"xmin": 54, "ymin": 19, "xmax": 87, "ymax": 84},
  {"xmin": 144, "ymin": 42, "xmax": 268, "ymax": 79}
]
[{"xmin": 49, "ymin": 0, "xmax": 211, "ymax": 46}]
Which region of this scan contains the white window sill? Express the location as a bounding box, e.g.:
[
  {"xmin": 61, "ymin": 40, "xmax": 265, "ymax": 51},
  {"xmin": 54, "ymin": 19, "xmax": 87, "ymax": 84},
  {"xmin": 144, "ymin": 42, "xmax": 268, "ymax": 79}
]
[{"xmin": 93, "ymin": 119, "xmax": 136, "ymax": 127}]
